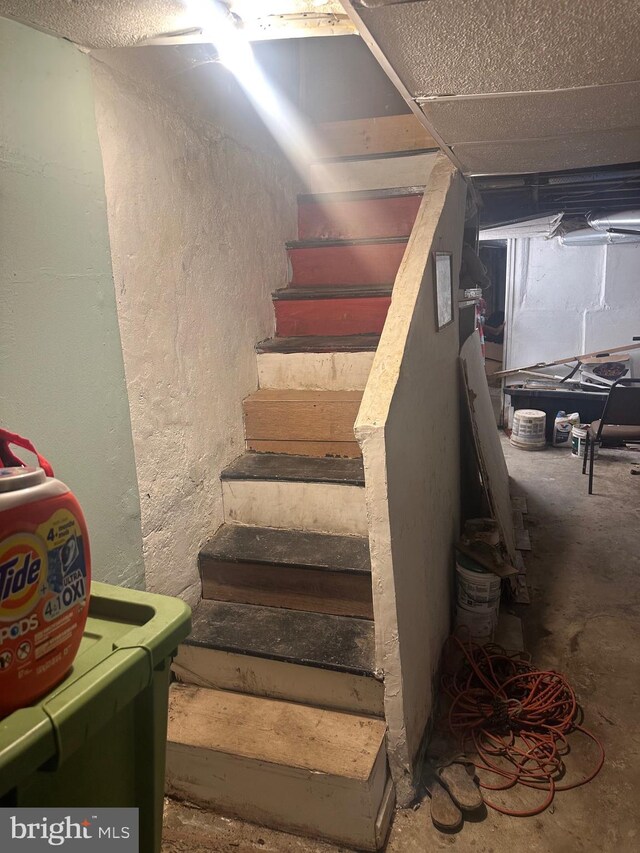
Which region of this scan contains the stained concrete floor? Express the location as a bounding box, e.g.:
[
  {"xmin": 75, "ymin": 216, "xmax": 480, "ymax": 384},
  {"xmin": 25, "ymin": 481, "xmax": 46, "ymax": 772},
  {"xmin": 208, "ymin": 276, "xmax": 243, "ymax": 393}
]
[{"xmin": 162, "ymin": 439, "xmax": 640, "ymax": 853}]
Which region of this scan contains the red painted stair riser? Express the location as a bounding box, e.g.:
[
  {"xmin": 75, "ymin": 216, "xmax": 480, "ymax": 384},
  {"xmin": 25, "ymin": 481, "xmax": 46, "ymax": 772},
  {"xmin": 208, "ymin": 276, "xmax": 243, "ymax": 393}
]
[
  {"xmin": 297, "ymin": 195, "xmax": 421, "ymax": 241},
  {"xmin": 275, "ymin": 296, "xmax": 391, "ymax": 337},
  {"xmin": 288, "ymin": 242, "xmax": 407, "ymax": 286}
]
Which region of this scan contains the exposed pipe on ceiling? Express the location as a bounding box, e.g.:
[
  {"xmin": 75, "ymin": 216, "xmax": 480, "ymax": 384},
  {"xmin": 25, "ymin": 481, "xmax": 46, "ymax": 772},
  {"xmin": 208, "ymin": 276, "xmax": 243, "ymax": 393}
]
[
  {"xmin": 588, "ymin": 210, "xmax": 640, "ymax": 232},
  {"xmin": 559, "ymin": 227, "xmax": 640, "ymax": 246}
]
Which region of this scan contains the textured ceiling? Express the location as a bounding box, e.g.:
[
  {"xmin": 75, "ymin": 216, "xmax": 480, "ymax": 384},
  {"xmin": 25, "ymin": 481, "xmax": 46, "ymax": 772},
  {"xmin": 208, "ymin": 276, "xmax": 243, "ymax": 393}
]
[
  {"xmin": 347, "ymin": 0, "xmax": 640, "ymax": 175},
  {"xmin": 357, "ymin": 0, "xmax": 640, "ymax": 96},
  {"xmin": 0, "ymin": 0, "xmax": 191, "ymax": 47},
  {"xmin": 0, "ymin": 1, "xmax": 350, "ymax": 47},
  {"xmin": 5, "ymin": 0, "xmax": 640, "ymax": 177}
]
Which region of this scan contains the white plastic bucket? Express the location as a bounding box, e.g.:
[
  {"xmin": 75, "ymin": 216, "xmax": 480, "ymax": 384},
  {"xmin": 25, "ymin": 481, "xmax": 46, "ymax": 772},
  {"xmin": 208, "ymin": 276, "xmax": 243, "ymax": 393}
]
[
  {"xmin": 553, "ymin": 414, "xmax": 572, "ymax": 447},
  {"xmin": 510, "ymin": 409, "xmax": 546, "ymax": 451},
  {"xmin": 571, "ymin": 424, "xmax": 598, "ymax": 459},
  {"xmin": 455, "ymin": 603, "xmax": 497, "ymax": 643},
  {"xmin": 456, "ymin": 563, "xmax": 501, "ymax": 610}
]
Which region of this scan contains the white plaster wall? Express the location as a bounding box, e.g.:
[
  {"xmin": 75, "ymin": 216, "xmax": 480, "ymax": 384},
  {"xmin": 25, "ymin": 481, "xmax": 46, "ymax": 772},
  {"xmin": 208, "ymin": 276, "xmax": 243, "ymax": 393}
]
[
  {"xmin": 355, "ymin": 156, "xmax": 466, "ymax": 804},
  {"xmin": 507, "ymin": 238, "xmax": 640, "ymax": 375},
  {"xmin": 91, "ymin": 55, "xmax": 299, "ymax": 604}
]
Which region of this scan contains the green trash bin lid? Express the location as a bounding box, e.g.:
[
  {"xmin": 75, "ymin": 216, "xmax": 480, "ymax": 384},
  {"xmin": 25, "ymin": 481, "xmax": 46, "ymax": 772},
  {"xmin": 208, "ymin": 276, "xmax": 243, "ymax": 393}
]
[{"xmin": 0, "ymin": 581, "xmax": 191, "ymax": 796}]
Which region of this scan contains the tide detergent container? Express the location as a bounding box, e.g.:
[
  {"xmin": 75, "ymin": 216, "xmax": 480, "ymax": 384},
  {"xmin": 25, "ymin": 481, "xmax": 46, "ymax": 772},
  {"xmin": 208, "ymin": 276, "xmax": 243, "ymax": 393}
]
[{"xmin": 0, "ymin": 428, "xmax": 91, "ymax": 718}]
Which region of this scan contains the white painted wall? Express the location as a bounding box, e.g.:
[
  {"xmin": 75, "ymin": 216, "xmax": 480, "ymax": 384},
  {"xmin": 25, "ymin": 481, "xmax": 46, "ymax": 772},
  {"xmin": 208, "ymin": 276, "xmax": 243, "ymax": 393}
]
[
  {"xmin": 0, "ymin": 19, "xmax": 144, "ymax": 589},
  {"xmin": 355, "ymin": 156, "xmax": 466, "ymax": 805},
  {"xmin": 91, "ymin": 53, "xmax": 299, "ymax": 604},
  {"xmin": 506, "ymin": 238, "xmax": 640, "ymax": 375}
]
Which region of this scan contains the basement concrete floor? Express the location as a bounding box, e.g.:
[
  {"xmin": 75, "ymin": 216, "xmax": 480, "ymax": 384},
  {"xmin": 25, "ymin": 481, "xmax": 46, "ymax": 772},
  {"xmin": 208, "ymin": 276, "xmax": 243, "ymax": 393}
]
[{"xmin": 162, "ymin": 438, "xmax": 640, "ymax": 853}]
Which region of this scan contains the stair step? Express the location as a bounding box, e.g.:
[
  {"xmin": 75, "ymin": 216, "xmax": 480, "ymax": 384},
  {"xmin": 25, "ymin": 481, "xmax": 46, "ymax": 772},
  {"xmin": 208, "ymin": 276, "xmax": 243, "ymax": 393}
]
[
  {"xmin": 298, "ymin": 186, "xmax": 425, "ymax": 202},
  {"xmin": 243, "ymin": 389, "xmax": 362, "ymax": 457},
  {"xmin": 256, "ymin": 334, "xmax": 380, "ymax": 354},
  {"xmin": 222, "ymin": 452, "xmax": 364, "ymax": 485},
  {"xmin": 308, "ymin": 150, "xmax": 437, "ymax": 193},
  {"xmin": 173, "ymin": 597, "xmax": 382, "ymax": 711},
  {"xmin": 257, "ymin": 349, "xmax": 375, "ymax": 391},
  {"xmin": 202, "ymin": 523, "xmax": 371, "ymax": 573},
  {"xmin": 173, "ymin": 600, "xmax": 382, "ymax": 715},
  {"xmin": 286, "ymin": 236, "xmax": 409, "ymax": 250},
  {"xmin": 200, "ymin": 524, "xmax": 373, "ymax": 618},
  {"xmin": 182, "ymin": 598, "xmax": 375, "ymax": 674},
  {"xmin": 221, "ymin": 454, "xmax": 366, "ymax": 533},
  {"xmin": 287, "ymin": 237, "xmax": 407, "ymax": 287},
  {"xmin": 275, "ymin": 294, "xmax": 391, "ymax": 338},
  {"xmin": 168, "ymin": 683, "xmax": 385, "ymax": 777},
  {"xmin": 315, "ymin": 114, "xmax": 436, "ymax": 159},
  {"xmin": 298, "ymin": 190, "xmax": 422, "ymax": 241},
  {"xmin": 273, "ymin": 284, "xmax": 393, "ymax": 300},
  {"xmin": 166, "ymin": 684, "xmax": 392, "ymax": 850}
]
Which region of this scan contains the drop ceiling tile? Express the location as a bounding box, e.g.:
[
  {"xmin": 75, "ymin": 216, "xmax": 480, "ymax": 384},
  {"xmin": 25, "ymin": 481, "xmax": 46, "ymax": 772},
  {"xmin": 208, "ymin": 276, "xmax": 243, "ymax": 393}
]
[
  {"xmin": 359, "ymin": 0, "xmax": 640, "ymax": 96},
  {"xmin": 453, "ymin": 129, "xmax": 640, "ymax": 175},
  {"xmin": 419, "ymin": 83, "xmax": 640, "ymax": 145}
]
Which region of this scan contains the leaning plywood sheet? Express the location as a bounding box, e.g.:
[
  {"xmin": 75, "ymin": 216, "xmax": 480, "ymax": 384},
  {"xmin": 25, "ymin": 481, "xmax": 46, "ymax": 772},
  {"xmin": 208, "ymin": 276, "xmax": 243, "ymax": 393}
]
[{"xmin": 460, "ymin": 333, "xmax": 517, "ymax": 563}]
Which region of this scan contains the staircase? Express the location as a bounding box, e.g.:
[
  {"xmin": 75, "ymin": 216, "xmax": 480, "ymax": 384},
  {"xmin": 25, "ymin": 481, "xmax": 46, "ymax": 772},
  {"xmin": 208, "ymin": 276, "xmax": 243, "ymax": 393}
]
[{"xmin": 166, "ymin": 167, "xmax": 426, "ymax": 849}]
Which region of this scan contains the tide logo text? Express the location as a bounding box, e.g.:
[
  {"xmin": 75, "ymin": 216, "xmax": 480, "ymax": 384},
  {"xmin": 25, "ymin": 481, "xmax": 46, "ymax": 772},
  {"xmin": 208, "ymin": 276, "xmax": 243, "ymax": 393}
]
[{"xmin": 0, "ymin": 535, "xmax": 47, "ymax": 621}]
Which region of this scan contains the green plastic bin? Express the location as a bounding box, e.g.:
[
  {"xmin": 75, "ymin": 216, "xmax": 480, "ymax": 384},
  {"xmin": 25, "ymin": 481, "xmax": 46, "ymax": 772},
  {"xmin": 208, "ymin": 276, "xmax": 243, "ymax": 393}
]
[{"xmin": 0, "ymin": 581, "xmax": 191, "ymax": 853}]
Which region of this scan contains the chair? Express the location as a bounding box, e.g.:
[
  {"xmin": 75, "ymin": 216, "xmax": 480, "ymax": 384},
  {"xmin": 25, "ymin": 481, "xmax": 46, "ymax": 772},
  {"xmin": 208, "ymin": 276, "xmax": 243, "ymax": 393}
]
[{"xmin": 583, "ymin": 378, "xmax": 640, "ymax": 494}]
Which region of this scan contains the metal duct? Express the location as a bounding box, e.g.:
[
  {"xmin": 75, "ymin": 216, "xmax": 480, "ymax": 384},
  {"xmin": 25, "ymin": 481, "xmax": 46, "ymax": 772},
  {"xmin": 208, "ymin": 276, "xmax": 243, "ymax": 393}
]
[
  {"xmin": 587, "ymin": 210, "xmax": 640, "ymax": 232},
  {"xmin": 559, "ymin": 228, "xmax": 640, "ymax": 246}
]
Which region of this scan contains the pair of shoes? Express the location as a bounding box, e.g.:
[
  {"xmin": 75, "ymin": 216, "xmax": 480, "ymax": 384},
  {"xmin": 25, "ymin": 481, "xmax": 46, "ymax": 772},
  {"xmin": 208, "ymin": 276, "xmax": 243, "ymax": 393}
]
[
  {"xmin": 425, "ymin": 760, "xmax": 483, "ymax": 832},
  {"xmin": 438, "ymin": 761, "xmax": 483, "ymax": 811}
]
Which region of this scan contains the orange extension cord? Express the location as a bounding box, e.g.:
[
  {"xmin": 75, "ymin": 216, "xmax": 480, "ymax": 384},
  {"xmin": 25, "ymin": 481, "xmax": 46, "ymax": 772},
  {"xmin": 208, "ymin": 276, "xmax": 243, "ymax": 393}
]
[{"xmin": 442, "ymin": 635, "xmax": 605, "ymax": 816}]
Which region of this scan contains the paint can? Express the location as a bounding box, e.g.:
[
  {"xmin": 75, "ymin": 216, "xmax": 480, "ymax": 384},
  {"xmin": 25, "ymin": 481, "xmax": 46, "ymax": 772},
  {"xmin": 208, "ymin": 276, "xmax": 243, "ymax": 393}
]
[
  {"xmin": 456, "ymin": 562, "xmax": 501, "ymax": 610},
  {"xmin": 510, "ymin": 409, "xmax": 546, "ymax": 451},
  {"xmin": 455, "ymin": 603, "xmax": 498, "ymax": 644},
  {"xmin": 571, "ymin": 424, "xmax": 598, "ymax": 459}
]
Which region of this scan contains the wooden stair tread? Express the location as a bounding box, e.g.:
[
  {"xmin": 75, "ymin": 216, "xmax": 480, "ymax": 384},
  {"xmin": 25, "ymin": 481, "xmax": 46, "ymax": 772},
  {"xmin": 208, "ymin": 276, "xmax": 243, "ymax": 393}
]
[
  {"xmin": 246, "ymin": 440, "xmax": 360, "ymax": 458},
  {"xmin": 221, "ymin": 452, "xmax": 364, "ymax": 485},
  {"xmin": 313, "ymin": 148, "xmax": 435, "ymax": 164},
  {"xmin": 272, "ymin": 285, "xmax": 393, "ymax": 301},
  {"xmin": 256, "ymin": 335, "xmax": 380, "ymax": 354},
  {"xmin": 297, "ymin": 186, "xmax": 424, "ymax": 203},
  {"xmin": 184, "ymin": 599, "xmax": 376, "ymax": 676},
  {"xmin": 201, "ymin": 524, "xmax": 371, "ymax": 575},
  {"xmin": 168, "ymin": 683, "xmax": 387, "ymax": 781},
  {"xmin": 245, "ymin": 388, "xmax": 362, "ymax": 403},
  {"xmin": 287, "ymin": 235, "xmax": 408, "ymax": 249}
]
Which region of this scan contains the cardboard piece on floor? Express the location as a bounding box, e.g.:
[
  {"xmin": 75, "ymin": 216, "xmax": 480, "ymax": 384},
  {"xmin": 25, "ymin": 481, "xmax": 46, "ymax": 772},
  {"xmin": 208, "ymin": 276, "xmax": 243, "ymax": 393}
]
[
  {"xmin": 460, "ymin": 334, "xmax": 517, "ymax": 562},
  {"xmin": 515, "ymin": 529, "xmax": 532, "ymax": 551},
  {"xmin": 511, "ymin": 495, "xmax": 528, "ymax": 513},
  {"xmin": 512, "ymin": 509, "xmax": 524, "ymax": 530}
]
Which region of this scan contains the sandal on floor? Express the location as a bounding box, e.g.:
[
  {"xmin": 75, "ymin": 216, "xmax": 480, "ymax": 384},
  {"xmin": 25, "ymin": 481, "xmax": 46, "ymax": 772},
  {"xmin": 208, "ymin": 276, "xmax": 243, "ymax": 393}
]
[
  {"xmin": 426, "ymin": 778, "xmax": 462, "ymax": 832},
  {"xmin": 437, "ymin": 761, "xmax": 483, "ymax": 812}
]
